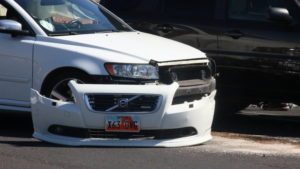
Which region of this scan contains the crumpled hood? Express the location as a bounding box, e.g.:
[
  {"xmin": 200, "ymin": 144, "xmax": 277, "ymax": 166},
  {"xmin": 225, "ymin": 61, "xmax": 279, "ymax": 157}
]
[{"xmin": 52, "ymin": 31, "xmax": 206, "ymax": 63}]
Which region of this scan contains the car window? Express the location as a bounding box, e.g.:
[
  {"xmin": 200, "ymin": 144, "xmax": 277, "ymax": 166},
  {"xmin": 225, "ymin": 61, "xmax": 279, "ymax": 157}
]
[
  {"xmin": 228, "ymin": 0, "xmax": 285, "ymax": 22},
  {"xmin": 15, "ymin": 0, "xmax": 132, "ymax": 36},
  {"xmin": 163, "ymin": 0, "xmax": 216, "ymax": 20}
]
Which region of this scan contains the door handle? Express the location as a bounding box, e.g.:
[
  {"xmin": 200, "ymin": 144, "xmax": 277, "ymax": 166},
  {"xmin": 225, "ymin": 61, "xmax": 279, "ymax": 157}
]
[
  {"xmin": 224, "ymin": 30, "xmax": 244, "ymax": 39},
  {"xmin": 156, "ymin": 24, "xmax": 174, "ymax": 33}
]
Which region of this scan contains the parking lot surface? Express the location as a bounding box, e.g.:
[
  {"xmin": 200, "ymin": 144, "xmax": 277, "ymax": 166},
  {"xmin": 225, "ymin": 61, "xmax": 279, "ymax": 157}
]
[{"xmin": 0, "ymin": 108, "xmax": 299, "ymax": 169}]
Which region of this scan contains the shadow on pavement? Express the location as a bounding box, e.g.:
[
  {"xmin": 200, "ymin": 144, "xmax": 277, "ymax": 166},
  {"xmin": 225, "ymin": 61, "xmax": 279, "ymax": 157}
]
[
  {"xmin": 212, "ymin": 107, "xmax": 300, "ymax": 139},
  {"xmin": 0, "ymin": 111, "xmax": 71, "ymax": 147},
  {"xmin": 0, "ymin": 140, "xmax": 65, "ymax": 147},
  {"xmin": 0, "ymin": 111, "xmax": 33, "ymax": 138}
]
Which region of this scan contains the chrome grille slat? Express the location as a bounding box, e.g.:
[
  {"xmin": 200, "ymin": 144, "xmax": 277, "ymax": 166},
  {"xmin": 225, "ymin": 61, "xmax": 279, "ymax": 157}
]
[{"xmin": 85, "ymin": 94, "xmax": 160, "ymax": 113}]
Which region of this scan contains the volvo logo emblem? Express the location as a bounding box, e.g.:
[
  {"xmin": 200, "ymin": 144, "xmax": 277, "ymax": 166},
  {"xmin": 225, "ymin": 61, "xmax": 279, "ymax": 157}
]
[{"xmin": 119, "ymin": 98, "xmax": 129, "ymax": 108}]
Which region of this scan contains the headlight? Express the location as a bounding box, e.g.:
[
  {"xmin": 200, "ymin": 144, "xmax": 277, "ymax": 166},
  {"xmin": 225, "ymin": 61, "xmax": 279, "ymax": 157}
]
[{"xmin": 105, "ymin": 63, "xmax": 159, "ymax": 80}]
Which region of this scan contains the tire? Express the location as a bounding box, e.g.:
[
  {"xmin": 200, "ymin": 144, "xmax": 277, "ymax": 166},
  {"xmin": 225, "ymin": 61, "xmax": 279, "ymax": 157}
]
[{"xmin": 41, "ymin": 70, "xmax": 94, "ymax": 102}]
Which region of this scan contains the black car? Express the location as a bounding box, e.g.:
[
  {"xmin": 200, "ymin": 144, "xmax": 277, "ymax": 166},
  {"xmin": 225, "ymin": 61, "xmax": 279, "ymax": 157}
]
[{"xmin": 101, "ymin": 0, "xmax": 300, "ymax": 113}]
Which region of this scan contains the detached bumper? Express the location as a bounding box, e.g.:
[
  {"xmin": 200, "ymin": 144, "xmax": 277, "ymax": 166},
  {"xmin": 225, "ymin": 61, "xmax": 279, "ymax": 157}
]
[{"xmin": 31, "ymin": 81, "xmax": 216, "ymax": 147}]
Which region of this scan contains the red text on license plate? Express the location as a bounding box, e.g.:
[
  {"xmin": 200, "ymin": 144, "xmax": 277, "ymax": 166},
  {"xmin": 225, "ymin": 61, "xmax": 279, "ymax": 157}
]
[{"xmin": 105, "ymin": 116, "xmax": 140, "ymax": 132}]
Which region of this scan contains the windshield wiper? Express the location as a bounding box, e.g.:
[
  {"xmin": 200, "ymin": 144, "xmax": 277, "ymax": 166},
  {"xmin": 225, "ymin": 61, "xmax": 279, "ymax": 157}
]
[
  {"xmin": 94, "ymin": 30, "xmax": 130, "ymax": 33},
  {"xmin": 48, "ymin": 30, "xmax": 131, "ymax": 36},
  {"xmin": 48, "ymin": 31, "xmax": 81, "ymax": 36},
  {"xmin": 68, "ymin": 31, "xmax": 80, "ymax": 35}
]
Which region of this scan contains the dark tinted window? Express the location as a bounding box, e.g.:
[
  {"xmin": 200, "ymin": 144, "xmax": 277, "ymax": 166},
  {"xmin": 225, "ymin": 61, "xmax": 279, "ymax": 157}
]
[
  {"xmin": 101, "ymin": 0, "xmax": 160, "ymax": 16},
  {"xmin": 163, "ymin": 0, "xmax": 215, "ymax": 20},
  {"xmin": 101, "ymin": 0, "xmax": 139, "ymax": 11},
  {"xmin": 228, "ymin": 0, "xmax": 285, "ymax": 22}
]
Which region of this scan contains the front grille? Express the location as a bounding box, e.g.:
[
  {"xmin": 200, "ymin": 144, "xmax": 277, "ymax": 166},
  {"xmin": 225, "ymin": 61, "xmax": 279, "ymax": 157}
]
[
  {"xmin": 49, "ymin": 125, "xmax": 197, "ymax": 140},
  {"xmin": 85, "ymin": 94, "xmax": 160, "ymax": 112},
  {"xmin": 159, "ymin": 64, "xmax": 211, "ymax": 85},
  {"xmin": 172, "ymin": 79, "xmax": 216, "ymax": 105},
  {"xmin": 172, "ymin": 94, "xmax": 205, "ymax": 105},
  {"xmin": 158, "ymin": 63, "xmax": 215, "ymax": 105}
]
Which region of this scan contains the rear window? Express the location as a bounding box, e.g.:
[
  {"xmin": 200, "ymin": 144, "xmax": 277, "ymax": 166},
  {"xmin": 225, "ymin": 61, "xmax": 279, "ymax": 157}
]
[{"xmin": 228, "ymin": 0, "xmax": 286, "ymax": 22}]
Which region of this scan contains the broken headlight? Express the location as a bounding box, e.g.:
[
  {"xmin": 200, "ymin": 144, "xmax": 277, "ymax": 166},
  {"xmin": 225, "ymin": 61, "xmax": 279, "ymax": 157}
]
[{"xmin": 105, "ymin": 63, "xmax": 159, "ymax": 80}]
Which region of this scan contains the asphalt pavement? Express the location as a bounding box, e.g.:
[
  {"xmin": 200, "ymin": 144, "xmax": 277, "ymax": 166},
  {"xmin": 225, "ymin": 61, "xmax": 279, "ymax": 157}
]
[{"xmin": 0, "ymin": 108, "xmax": 299, "ymax": 169}]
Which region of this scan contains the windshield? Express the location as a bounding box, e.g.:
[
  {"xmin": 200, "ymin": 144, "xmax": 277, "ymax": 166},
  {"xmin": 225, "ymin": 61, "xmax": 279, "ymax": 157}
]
[{"xmin": 15, "ymin": 0, "xmax": 132, "ymax": 36}]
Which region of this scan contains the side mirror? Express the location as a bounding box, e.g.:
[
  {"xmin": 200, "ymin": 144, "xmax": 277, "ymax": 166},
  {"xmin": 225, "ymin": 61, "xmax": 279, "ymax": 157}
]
[
  {"xmin": 268, "ymin": 7, "xmax": 293, "ymax": 23},
  {"xmin": 0, "ymin": 20, "xmax": 30, "ymax": 36}
]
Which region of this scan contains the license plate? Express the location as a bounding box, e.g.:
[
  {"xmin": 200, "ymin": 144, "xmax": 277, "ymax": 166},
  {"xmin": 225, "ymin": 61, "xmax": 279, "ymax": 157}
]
[{"xmin": 105, "ymin": 116, "xmax": 140, "ymax": 132}]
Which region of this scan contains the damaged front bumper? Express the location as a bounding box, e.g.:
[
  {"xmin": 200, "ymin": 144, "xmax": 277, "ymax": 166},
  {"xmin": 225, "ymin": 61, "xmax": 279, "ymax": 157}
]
[{"xmin": 31, "ymin": 80, "xmax": 216, "ymax": 147}]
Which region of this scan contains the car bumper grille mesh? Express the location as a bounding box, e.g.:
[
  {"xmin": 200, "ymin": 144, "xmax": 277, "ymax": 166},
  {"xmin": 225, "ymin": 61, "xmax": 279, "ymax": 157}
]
[
  {"xmin": 86, "ymin": 94, "xmax": 160, "ymax": 112},
  {"xmin": 48, "ymin": 125, "xmax": 198, "ymax": 140}
]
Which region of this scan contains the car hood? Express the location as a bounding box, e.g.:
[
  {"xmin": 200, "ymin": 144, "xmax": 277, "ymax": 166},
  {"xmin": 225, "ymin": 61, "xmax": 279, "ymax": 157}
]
[{"xmin": 51, "ymin": 31, "xmax": 206, "ymax": 63}]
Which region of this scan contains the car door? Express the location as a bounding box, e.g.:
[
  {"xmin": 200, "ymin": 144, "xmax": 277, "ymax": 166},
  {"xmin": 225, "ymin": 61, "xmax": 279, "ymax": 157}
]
[
  {"xmin": 217, "ymin": 0, "xmax": 300, "ymax": 97},
  {"xmin": 0, "ymin": 3, "xmax": 35, "ymax": 108}
]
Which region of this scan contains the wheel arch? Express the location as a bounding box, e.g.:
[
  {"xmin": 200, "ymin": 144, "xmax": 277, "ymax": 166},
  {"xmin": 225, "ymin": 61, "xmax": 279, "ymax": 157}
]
[{"xmin": 40, "ymin": 67, "xmax": 92, "ymax": 94}]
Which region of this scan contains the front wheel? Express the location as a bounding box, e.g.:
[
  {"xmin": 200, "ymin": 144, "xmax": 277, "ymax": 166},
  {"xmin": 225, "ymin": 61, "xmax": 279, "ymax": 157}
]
[{"xmin": 41, "ymin": 71, "xmax": 94, "ymax": 102}]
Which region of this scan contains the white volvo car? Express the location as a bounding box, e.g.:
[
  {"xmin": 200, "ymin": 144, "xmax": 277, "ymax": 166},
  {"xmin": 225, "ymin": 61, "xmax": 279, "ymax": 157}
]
[{"xmin": 0, "ymin": 0, "xmax": 216, "ymax": 147}]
